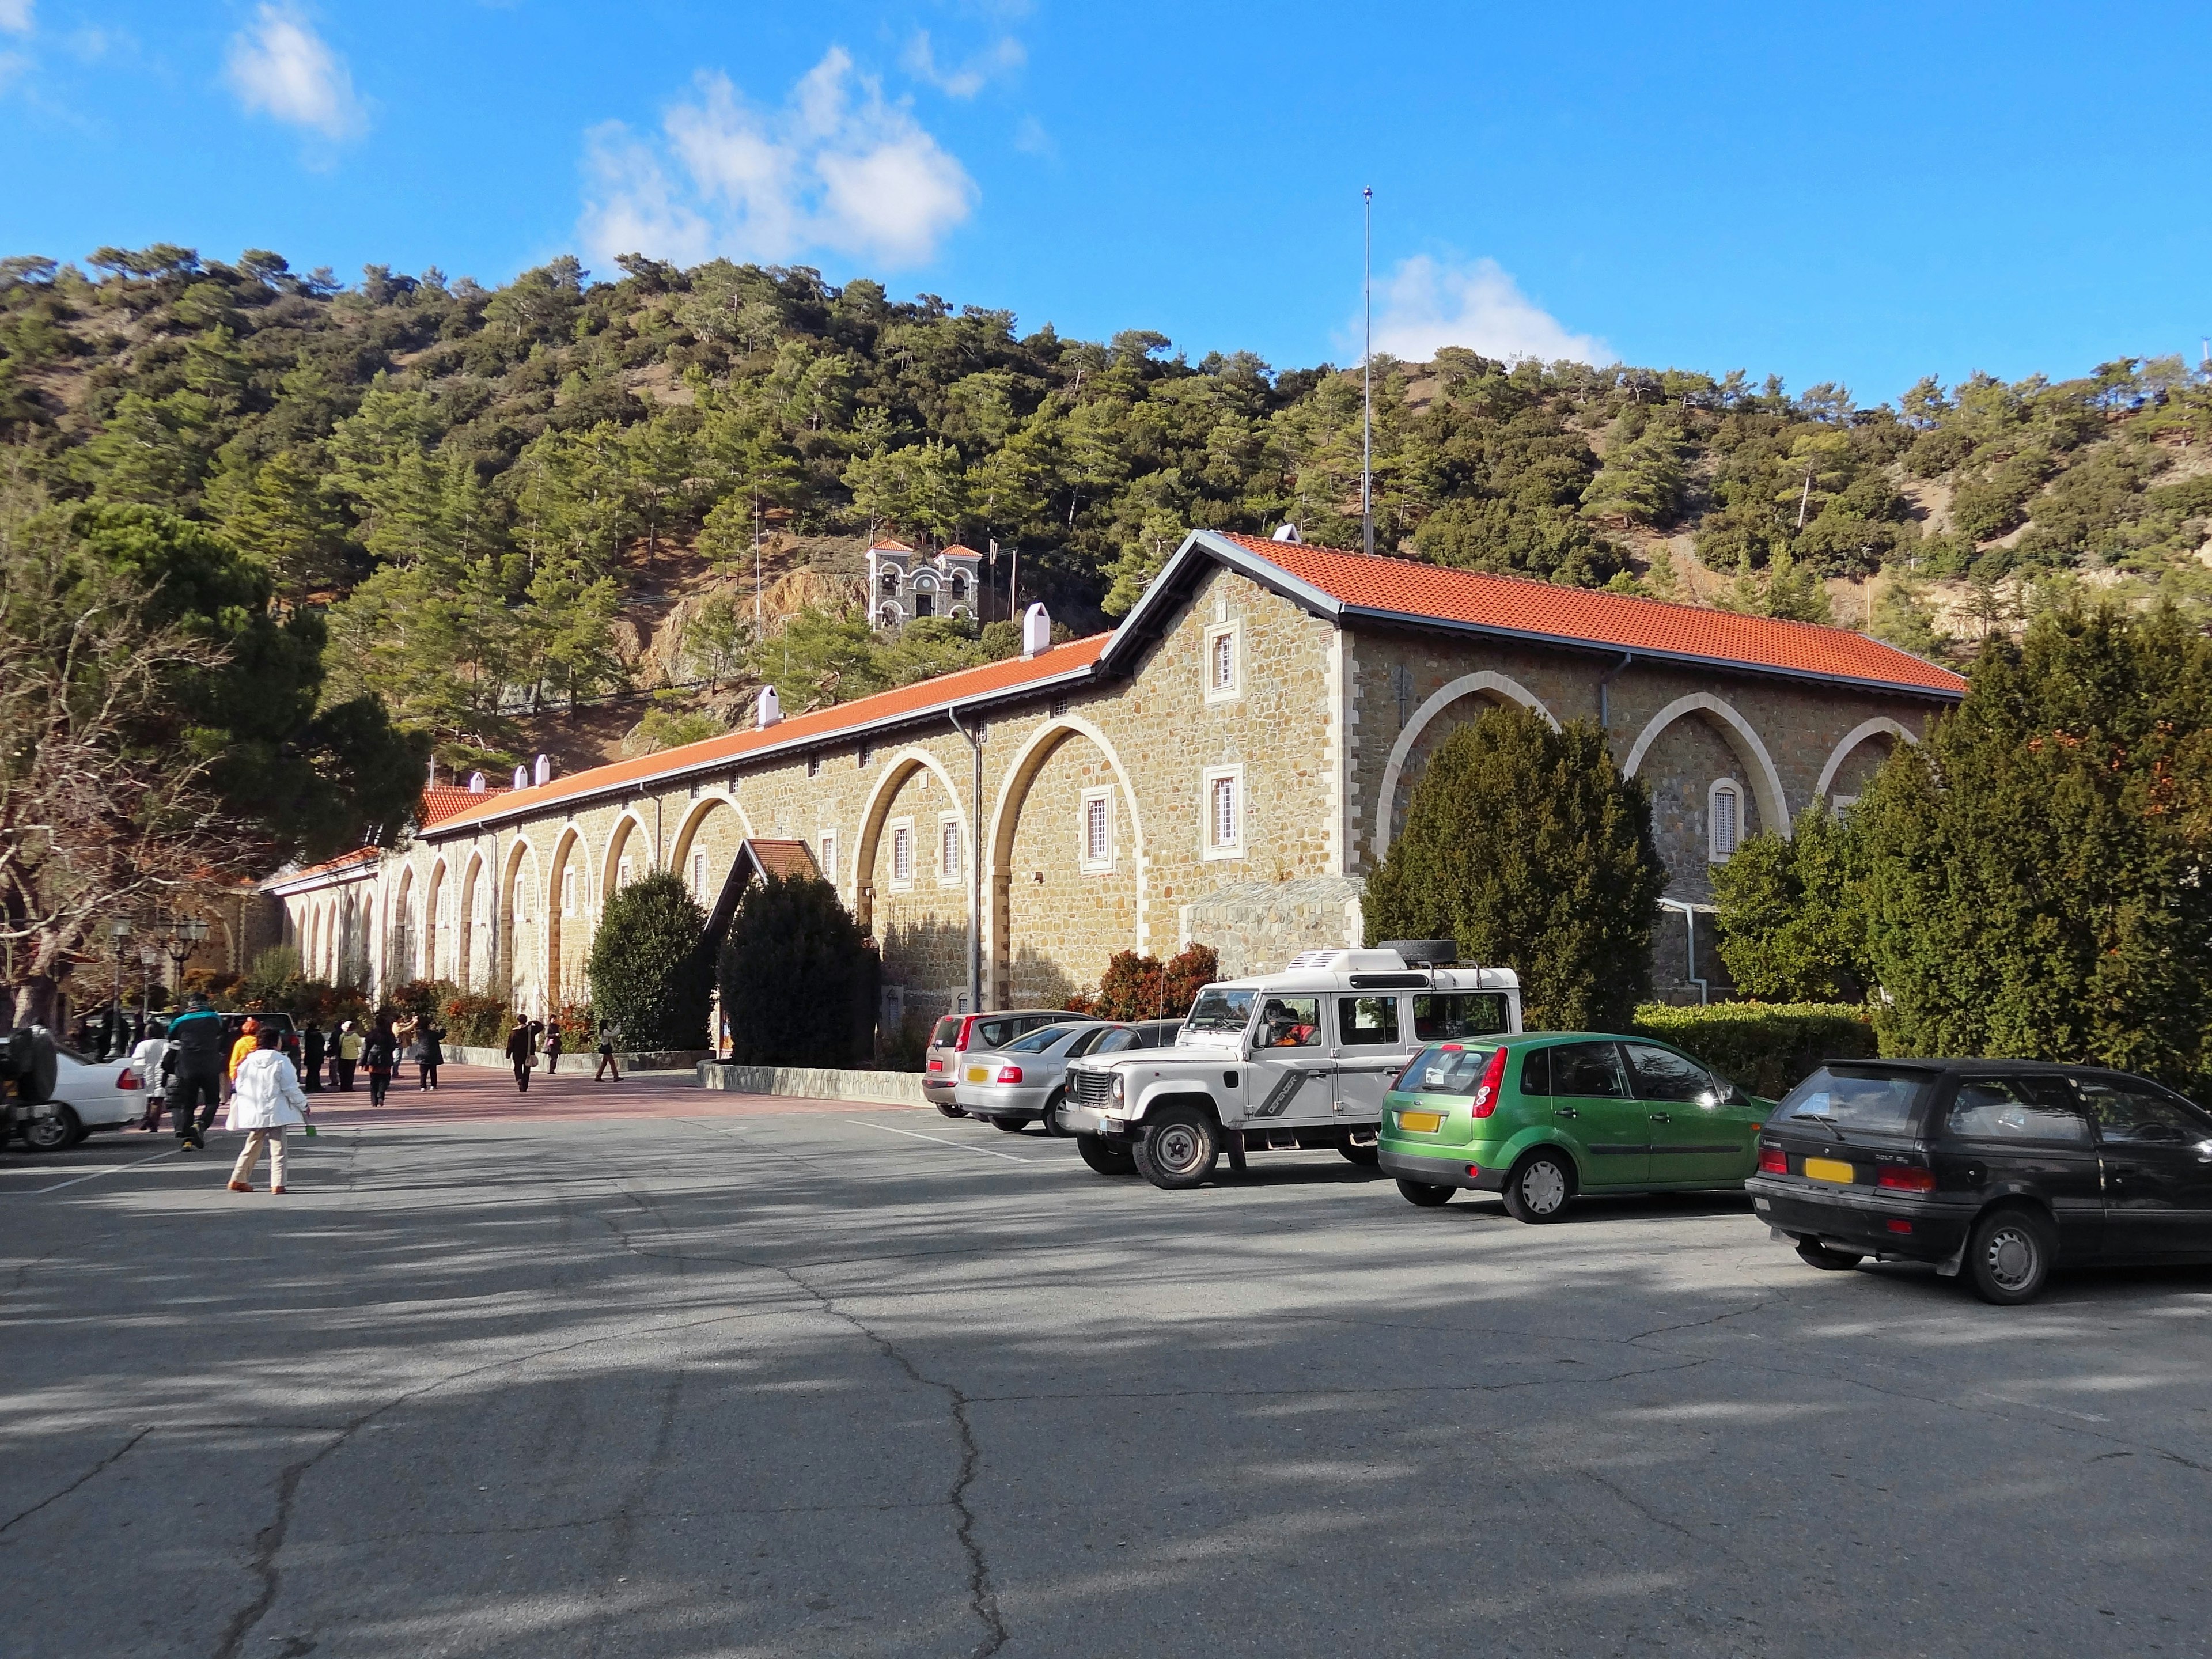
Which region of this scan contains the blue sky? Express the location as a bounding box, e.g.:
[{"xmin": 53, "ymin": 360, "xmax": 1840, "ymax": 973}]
[{"xmin": 4, "ymin": 2, "xmax": 2207, "ymax": 405}]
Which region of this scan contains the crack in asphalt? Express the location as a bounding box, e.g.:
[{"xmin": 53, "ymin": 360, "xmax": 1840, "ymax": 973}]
[{"xmin": 0, "ymin": 1425, "xmax": 155, "ymax": 1537}]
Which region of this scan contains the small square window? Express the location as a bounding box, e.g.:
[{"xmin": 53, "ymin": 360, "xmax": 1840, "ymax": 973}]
[
  {"xmin": 616, "ymin": 855, "xmax": 634, "ymax": 890},
  {"xmin": 692, "ymin": 851, "xmax": 707, "ymax": 900},
  {"xmin": 1203, "ymin": 623, "xmax": 1241, "ymax": 703},
  {"xmin": 819, "ymin": 831, "xmax": 838, "ymax": 887},
  {"xmin": 806, "ymin": 755, "xmax": 821, "ymax": 778},
  {"xmin": 561, "ymin": 869, "xmax": 575, "ymax": 916}
]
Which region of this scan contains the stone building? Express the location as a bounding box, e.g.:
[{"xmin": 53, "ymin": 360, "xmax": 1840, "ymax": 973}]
[
  {"xmin": 866, "ymin": 539, "xmax": 982, "ymax": 630},
  {"xmin": 262, "ymin": 528, "xmax": 1964, "ymax": 1028}
]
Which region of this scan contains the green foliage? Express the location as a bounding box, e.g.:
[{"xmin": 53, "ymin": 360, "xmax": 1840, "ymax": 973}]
[
  {"xmin": 440, "ymin": 993, "xmax": 509, "ymax": 1047},
  {"xmin": 588, "ymin": 870, "xmax": 711, "ymax": 1050},
  {"xmin": 1630, "ymin": 1002, "xmax": 1878, "ymax": 1099},
  {"xmin": 1066, "ymin": 944, "xmax": 1221, "ymax": 1020},
  {"xmin": 1870, "ymin": 578, "xmax": 1945, "ymax": 655},
  {"xmin": 1856, "ymin": 603, "xmax": 2212, "ymax": 1091},
  {"xmin": 718, "ymin": 874, "xmax": 880, "ymax": 1066},
  {"xmin": 1363, "ymin": 705, "xmax": 1668, "ymax": 1031},
  {"xmin": 387, "ymin": 978, "xmax": 461, "ymax": 1024},
  {"xmin": 1711, "ymin": 804, "xmax": 1868, "ymax": 1002}
]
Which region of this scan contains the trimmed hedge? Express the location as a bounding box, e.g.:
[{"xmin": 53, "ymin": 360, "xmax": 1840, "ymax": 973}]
[{"xmin": 1630, "ymin": 1002, "xmax": 1877, "ymax": 1100}]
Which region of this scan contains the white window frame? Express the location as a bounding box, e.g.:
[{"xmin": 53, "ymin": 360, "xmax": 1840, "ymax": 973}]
[
  {"xmin": 819, "ymin": 830, "xmax": 838, "ymax": 888},
  {"xmin": 889, "ymin": 817, "xmax": 914, "ymax": 891},
  {"xmin": 1707, "ymin": 778, "xmax": 1744, "ymax": 863},
  {"xmin": 561, "ymin": 868, "xmax": 575, "ymax": 916},
  {"xmin": 1203, "ymin": 621, "xmax": 1242, "ymax": 704},
  {"xmin": 937, "ymin": 812, "xmax": 963, "ymax": 885},
  {"xmin": 691, "ymin": 851, "xmax": 708, "ymax": 901},
  {"xmin": 1080, "ymin": 787, "xmax": 1115, "ymax": 873},
  {"xmin": 1202, "ymin": 765, "xmax": 1245, "ymax": 861},
  {"xmin": 616, "ymin": 855, "xmax": 634, "ymax": 891}
]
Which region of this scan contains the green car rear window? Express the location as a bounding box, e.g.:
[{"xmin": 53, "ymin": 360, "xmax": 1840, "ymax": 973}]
[{"xmin": 1397, "ymin": 1044, "xmax": 1495, "ymax": 1094}]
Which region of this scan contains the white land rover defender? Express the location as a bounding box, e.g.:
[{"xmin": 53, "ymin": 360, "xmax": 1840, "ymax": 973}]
[{"xmin": 1059, "ymin": 941, "xmax": 1522, "ymax": 1190}]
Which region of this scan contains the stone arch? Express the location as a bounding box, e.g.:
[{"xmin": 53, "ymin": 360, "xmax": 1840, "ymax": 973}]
[
  {"xmin": 669, "ymin": 792, "xmax": 756, "ymax": 903},
  {"xmin": 391, "ymin": 865, "xmax": 417, "ymax": 986},
  {"xmin": 425, "ymin": 859, "xmax": 450, "ymax": 982},
  {"xmin": 1623, "ymin": 692, "xmax": 1792, "ymax": 842},
  {"xmin": 854, "ymin": 746, "xmax": 970, "ymax": 938},
  {"xmin": 600, "ymin": 811, "xmax": 652, "ymax": 907},
  {"xmin": 457, "ymin": 849, "xmax": 490, "ymax": 991},
  {"xmin": 545, "ymin": 825, "xmax": 589, "ymax": 1008},
  {"xmin": 1814, "ymin": 716, "xmax": 1915, "ymax": 803},
  {"xmin": 500, "ymin": 837, "xmax": 541, "ymax": 1018},
  {"xmin": 983, "ymin": 715, "xmax": 1149, "ymax": 1006},
  {"xmin": 1373, "ymin": 672, "xmax": 1562, "ymax": 861}
]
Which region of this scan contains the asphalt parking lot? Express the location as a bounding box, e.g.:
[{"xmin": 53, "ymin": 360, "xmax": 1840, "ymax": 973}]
[{"xmin": 7, "ymin": 1068, "xmax": 2212, "ymax": 1657}]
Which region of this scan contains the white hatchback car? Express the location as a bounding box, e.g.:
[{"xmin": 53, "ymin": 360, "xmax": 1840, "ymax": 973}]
[{"xmin": 22, "ymin": 1045, "xmax": 146, "ymax": 1151}]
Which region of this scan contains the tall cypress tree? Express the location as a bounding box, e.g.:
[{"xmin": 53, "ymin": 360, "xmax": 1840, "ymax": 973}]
[
  {"xmin": 1858, "ymin": 603, "xmax": 2212, "ymax": 1090},
  {"xmin": 1365, "ymin": 706, "xmax": 1668, "ymax": 1030}
]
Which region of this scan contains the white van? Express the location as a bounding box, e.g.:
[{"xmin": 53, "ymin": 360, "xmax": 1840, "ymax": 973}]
[{"xmin": 1058, "ymin": 941, "xmax": 1521, "ymax": 1189}]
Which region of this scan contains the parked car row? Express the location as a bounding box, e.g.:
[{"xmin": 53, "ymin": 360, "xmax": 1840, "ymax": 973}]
[{"xmin": 933, "ymin": 945, "xmax": 2212, "ymax": 1307}]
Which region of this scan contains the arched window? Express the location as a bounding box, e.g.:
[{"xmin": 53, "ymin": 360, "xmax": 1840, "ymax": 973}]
[
  {"xmin": 878, "ymin": 603, "xmax": 900, "ymax": 628},
  {"xmin": 879, "ymin": 570, "xmax": 899, "ymax": 597},
  {"xmin": 949, "ymin": 572, "xmax": 968, "ymax": 599},
  {"xmin": 1708, "ymin": 779, "xmax": 1744, "ymax": 862}
]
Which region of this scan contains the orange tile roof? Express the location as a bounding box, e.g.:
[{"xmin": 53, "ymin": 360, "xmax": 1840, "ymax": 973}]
[
  {"xmin": 745, "ymin": 838, "xmax": 822, "ymax": 882},
  {"xmin": 868, "ymin": 539, "xmax": 914, "ymax": 553},
  {"xmin": 419, "ymin": 783, "xmax": 510, "ymax": 828},
  {"xmin": 1210, "ymin": 532, "xmax": 1964, "ymax": 696},
  {"xmin": 427, "ymin": 635, "xmax": 1109, "ymax": 835}
]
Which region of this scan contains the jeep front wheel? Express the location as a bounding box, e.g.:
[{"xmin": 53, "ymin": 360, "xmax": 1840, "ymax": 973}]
[{"xmin": 1133, "ymin": 1105, "xmax": 1220, "ymax": 1190}]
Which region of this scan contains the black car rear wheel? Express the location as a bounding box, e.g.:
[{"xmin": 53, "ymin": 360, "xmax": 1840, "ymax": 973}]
[
  {"xmin": 20, "ymin": 1103, "xmax": 82, "ymax": 1153},
  {"xmin": 1794, "ymin": 1240, "xmax": 1863, "ymax": 1271},
  {"xmin": 1396, "ymin": 1178, "xmax": 1454, "ymax": 1207},
  {"xmin": 1967, "ymin": 1206, "xmax": 2055, "ymax": 1306},
  {"xmin": 991, "ymin": 1116, "xmax": 1028, "ymax": 1133},
  {"xmin": 1077, "ymin": 1134, "xmax": 1135, "ymax": 1176},
  {"xmin": 1501, "ymin": 1150, "xmax": 1574, "ymax": 1224}
]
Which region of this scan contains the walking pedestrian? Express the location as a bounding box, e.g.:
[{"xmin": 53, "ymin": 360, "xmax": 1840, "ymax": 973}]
[
  {"xmin": 504, "ymin": 1016, "xmax": 537, "ymax": 1092},
  {"xmin": 164, "ymin": 993, "xmax": 225, "ymax": 1150},
  {"xmin": 335, "ymin": 1020, "xmax": 362, "ymax": 1091},
  {"xmin": 543, "ymin": 1022, "xmax": 563, "ymax": 1074},
  {"xmin": 226, "ymin": 1017, "xmax": 260, "ymax": 1090},
  {"xmin": 130, "ymin": 1018, "xmax": 170, "ymax": 1132},
  {"xmin": 301, "ymin": 1021, "xmax": 324, "ymax": 1094},
  {"xmin": 225, "ymin": 1025, "xmax": 309, "ymax": 1194},
  {"xmin": 594, "ymin": 1018, "xmax": 622, "ymax": 1082},
  {"xmin": 420, "ymin": 1020, "xmax": 444, "ymax": 1090},
  {"xmin": 323, "ymin": 1022, "xmax": 342, "ymax": 1089},
  {"xmin": 363, "ymin": 1016, "xmax": 397, "ymax": 1108}
]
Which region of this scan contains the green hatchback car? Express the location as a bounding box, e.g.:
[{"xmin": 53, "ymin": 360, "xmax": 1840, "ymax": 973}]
[{"xmin": 1377, "ymin": 1033, "xmax": 1774, "ymax": 1221}]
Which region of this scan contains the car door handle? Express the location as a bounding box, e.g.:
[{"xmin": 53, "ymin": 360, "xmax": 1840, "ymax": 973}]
[
  {"xmin": 1649, "ymin": 1112, "xmax": 1672, "ymax": 1124},
  {"xmin": 1555, "ymin": 1107, "xmax": 1578, "ymax": 1119}
]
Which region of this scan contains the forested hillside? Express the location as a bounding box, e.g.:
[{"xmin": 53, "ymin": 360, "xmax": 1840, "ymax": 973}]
[{"xmin": 6, "ymin": 245, "xmax": 2210, "ymax": 781}]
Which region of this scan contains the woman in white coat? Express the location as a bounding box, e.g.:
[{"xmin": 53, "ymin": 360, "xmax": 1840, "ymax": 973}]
[{"xmin": 226, "ymin": 1025, "xmax": 310, "ymax": 1194}]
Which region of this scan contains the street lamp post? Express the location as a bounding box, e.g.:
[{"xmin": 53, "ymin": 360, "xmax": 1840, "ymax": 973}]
[
  {"xmin": 165, "ymin": 916, "xmax": 209, "ymax": 1012},
  {"xmin": 106, "ymin": 916, "xmax": 132, "ymax": 1060},
  {"xmin": 137, "ymin": 939, "xmax": 161, "ymax": 1031}
]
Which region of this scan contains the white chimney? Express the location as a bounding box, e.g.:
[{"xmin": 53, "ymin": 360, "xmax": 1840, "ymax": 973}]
[
  {"xmin": 467, "ymin": 771, "xmax": 486, "ymax": 793},
  {"xmin": 1271, "ymin": 522, "xmax": 1302, "ymax": 543},
  {"xmin": 512, "ymin": 764, "xmax": 529, "ymax": 790},
  {"xmin": 427, "ymin": 756, "xmax": 437, "ymax": 788},
  {"xmin": 534, "ymin": 753, "xmax": 551, "ymax": 786},
  {"xmin": 1021, "ymin": 601, "xmax": 1051, "ymax": 659},
  {"xmin": 756, "ymin": 684, "xmax": 782, "ymax": 729}
]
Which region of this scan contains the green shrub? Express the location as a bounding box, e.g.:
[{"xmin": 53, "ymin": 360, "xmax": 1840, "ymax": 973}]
[
  {"xmin": 1631, "ymin": 1002, "xmax": 1877, "ymax": 1100},
  {"xmin": 588, "ymin": 871, "xmax": 711, "ymax": 1051},
  {"xmin": 719, "ymin": 874, "xmax": 879, "ymax": 1066},
  {"xmin": 441, "ymin": 994, "xmax": 509, "ymax": 1047},
  {"xmin": 389, "ymin": 978, "xmax": 461, "ymax": 1024}
]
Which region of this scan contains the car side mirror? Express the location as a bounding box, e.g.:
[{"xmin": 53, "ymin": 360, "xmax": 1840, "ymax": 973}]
[{"xmin": 1696, "ymin": 1089, "xmax": 1720, "ymax": 1111}]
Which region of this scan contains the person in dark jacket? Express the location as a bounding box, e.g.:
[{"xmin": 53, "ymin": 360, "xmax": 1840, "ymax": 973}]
[
  {"xmin": 164, "ymin": 994, "xmax": 227, "ymax": 1150},
  {"xmin": 363, "ymin": 1017, "xmax": 398, "ymax": 1108},
  {"xmin": 503, "ymin": 1018, "xmax": 537, "ymax": 1092},
  {"xmin": 301, "ymin": 1022, "xmax": 325, "ymax": 1093},
  {"xmin": 419, "ymin": 1021, "xmax": 444, "ymax": 1090}
]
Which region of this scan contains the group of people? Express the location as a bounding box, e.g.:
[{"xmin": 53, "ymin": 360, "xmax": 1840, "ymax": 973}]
[
  {"xmin": 297, "ymin": 1015, "xmax": 445, "ymax": 1100},
  {"xmin": 501, "ymin": 1017, "xmax": 623, "ymax": 1091}
]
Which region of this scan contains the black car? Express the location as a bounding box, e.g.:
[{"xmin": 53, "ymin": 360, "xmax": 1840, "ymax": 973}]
[{"xmin": 1749, "ymin": 1058, "xmax": 2212, "ymax": 1305}]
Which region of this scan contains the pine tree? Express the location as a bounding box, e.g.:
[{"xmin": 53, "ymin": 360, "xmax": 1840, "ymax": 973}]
[{"xmin": 1363, "ymin": 705, "xmax": 1668, "ymax": 1029}]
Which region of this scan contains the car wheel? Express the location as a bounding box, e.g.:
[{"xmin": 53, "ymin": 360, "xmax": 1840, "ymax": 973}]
[
  {"xmin": 1040, "ymin": 1090, "xmax": 1074, "ymax": 1137},
  {"xmin": 1337, "ymin": 1134, "xmax": 1380, "ymax": 1167},
  {"xmin": 1966, "ymin": 1206, "xmax": 2056, "ymax": 1306},
  {"xmin": 1132, "ymin": 1106, "xmax": 1220, "ymax": 1190},
  {"xmin": 21, "ymin": 1104, "xmax": 82, "ymax": 1154},
  {"xmin": 1794, "ymin": 1240, "xmax": 1863, "ymax": 1271},
  {"xmin": 1077, "ymin": 1134, "xmax": 1136, "ymax": 1176},
  {"xmin": 991, "ymin": 1116, "xmax": 1029, "ymax": 1133},
  {"xmin": 935, "ymin": 1101, "xmax": 967, "ymax": 1119},
  {"xmin": 1501, "ymin": 1149, "xmax": 1574, "ymax": 1224},
  {"xmin": 1396, "ymin": 1177, "xmax": 1454, "ymax": 1207}
]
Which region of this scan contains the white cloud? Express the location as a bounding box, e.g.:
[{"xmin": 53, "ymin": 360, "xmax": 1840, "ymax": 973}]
[
  {"xmin": 1366, "ymin": 254, "xmax": 1609, "ymax": 367},
  {"xmin": 581, "ymin": 50, "xmax": 977, "ymax": 271},
  {"xmin": 902, "ymin": 29, "xmax": 1024, "ymax": 99},
  {"xmin": 0, "ymin": 1, "xmax": 31, "ymax": 34},
  {"xmin": 225, "ymin": 5, "xmax": 365, "ymax": 140}
]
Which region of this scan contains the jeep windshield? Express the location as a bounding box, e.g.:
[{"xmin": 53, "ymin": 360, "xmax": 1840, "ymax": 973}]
[{"xmin": 1181, "ymin": 988, "xmax": 1255, "ymax": 1041}]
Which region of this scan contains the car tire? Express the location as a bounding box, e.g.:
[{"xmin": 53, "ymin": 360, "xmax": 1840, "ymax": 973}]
[
  {"xmin": 1133, "ymin": 1105, "xmax": 1220, "ymax": 1190},
  {"xmin": 990, "ymin": 1116, "xmax": 1029, "ymax": 1133},
  {"xmin": 935, "ymin": 1101, "xmax": 967, "ymax": 1119},
  {"xmin": 1501, "ymin": 1149, "xmax": 1574, "ymax": 1224},
  {"xmin": 21, "ymin": 1103, "xmax": 82, "ymax": 1154},
  {"xmin": 1396, "ymin": 1177, "xmax": 1454, "ymax": 1207},
  {"xmin": 1077, "ymin": 1134, "xmax": 1136, "ymax": 1176},
  {"xmin": 1793, "ymin": 1240, "xmax": 1863, "ymax": 1271},
  {"xmin": 1040, "ymin": 1090, "xmax": 1074, "ymax": 1137},
  {"xmin": 1966, "ymin": 1206, "xmax": 2056, "ymax": 1306},
  {"xmin": 1337, "ymin": 1134, "xmax": 1380, "ymax": 1167}
]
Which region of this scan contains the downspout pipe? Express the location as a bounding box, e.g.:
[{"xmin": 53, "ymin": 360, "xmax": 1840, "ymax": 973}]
[
  {"xmin": 1659, "ymin": 899, "xmax": 1710, "ymax": 1005},
  {"xmin": 948, "ymin": 707, "xmax": 984, "ymax": 1017},
  {"xmin": 1597, "ymin": 650, "xmax": 1633, "ymax": 733}
]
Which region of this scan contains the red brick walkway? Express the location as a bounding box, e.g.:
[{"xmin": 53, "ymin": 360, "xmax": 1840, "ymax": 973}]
[{"xmin": 302, "ymin": 1061, "xmax": 915, "ymax": 1127}]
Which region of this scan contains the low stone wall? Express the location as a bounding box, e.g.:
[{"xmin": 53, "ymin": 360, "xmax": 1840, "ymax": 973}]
[
  {"xmin": 698, "ymin": 1063, "xmax": 927, "ymax": 1105},
  {"xmin": 445, "ymin": 1045, "xmax": 711, "ymax": 1074}
]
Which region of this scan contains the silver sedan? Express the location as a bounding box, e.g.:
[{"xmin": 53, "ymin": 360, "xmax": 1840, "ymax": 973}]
[{"xmin": 952, "ymin": 1021, "xmax": 1129, "ymax": 1134}]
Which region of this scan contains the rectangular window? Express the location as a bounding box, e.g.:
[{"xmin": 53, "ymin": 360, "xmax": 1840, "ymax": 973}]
[
  {"xmin": 890, "ymin": 821, "xmax": 913, "ymax": 888},
  {"xmin": 1204, "ymin": 623, "xmax": 1241, "ymax": 702},
  {"xmin": 939, "ymin": 815, "xmax": 961, "ymax": 882},
  {"xmin": 692, "ymin": 852, "xmax": 707, "ymax": 900},
  {"xmin": 616, "ymin": 856, "xmax": 633, "ymax": 891},
  {"xmin": 1413, "ymin": 993, "xmax": 1512, "ymax": 1042},
  {"xmin": 819, "ymin": 831, "xmax": 837, "ymax": 887},
  {"xmin": 1080, "ymin": 788, "xmax": 1113, "ymax": 872},
  {"xmin": 1709, "ymin": 781, "xmax": 1742, "ymax": 862},
  {"xmin": 1336, "ymin": 996, "xmax": 1401, "ymax": 1047},
  {"xmin": 1202, "ymin": 767, "xmax": 1243, "ymax": 858},
  {"xmin": 562, "ymin": 869, "xmax": 575, "ymax": 916}
]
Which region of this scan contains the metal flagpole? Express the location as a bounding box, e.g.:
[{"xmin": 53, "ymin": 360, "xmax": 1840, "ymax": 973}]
[{"xmin": 1362, "ymin": 185, "xmax": 1374, "ymax": 558}]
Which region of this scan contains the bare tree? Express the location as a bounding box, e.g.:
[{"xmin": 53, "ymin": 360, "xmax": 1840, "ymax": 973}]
[{"xmin": 0, "ymin": 490, "xmax": 254, "ymax": 1027}]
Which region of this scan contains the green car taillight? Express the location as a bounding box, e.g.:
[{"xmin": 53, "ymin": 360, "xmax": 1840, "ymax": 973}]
[{"xmin": 1470, "ymin": 1047, "xmax": 1508, "ymax": 1118}]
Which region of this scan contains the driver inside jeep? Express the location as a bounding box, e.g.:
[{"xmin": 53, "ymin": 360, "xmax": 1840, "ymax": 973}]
[{"xmin": 1260, "ymin": 1000, "xmax": 1319, "ymax": 1047}]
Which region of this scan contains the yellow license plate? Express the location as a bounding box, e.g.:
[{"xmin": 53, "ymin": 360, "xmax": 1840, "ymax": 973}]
[
  {"xmin": 1396, "ymin": 1110, "xmax": 1442, "ymax": 1133},
  {"xmin": 1803, "ymin": 1156, "xmax": 1856, "ymax": 1184},
  {"xmin": 964, "ymin": 1067, "xmax": 988, "ymax": 1083}
]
